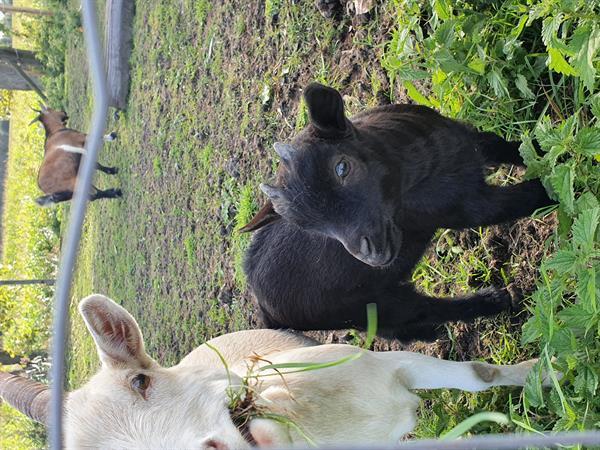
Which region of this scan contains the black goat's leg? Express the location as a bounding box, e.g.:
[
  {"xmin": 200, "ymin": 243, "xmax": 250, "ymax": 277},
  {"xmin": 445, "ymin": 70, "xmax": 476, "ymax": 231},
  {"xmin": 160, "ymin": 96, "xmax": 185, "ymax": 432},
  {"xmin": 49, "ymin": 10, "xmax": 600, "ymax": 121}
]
[
  {"xmin": 446, "ymin": 181, "xmax": 554, "ymax": 229},
  {"xmin": 476, "ymin": 132, "xmax": 524, "ymax": 166},
  {"xmin": 375, "ymin": 285, "xmax": 511, "ymax": 340},
  {"xmin": 96, "ymin": 162, "xmax": 118, "ymax": 175},
  {"xmin": 380, "ymin": 322, "xmax": 443, "ymax": 342},
  {"xmin": 276, "ymin": 283, "xmax": 510, "ymax": 341}
]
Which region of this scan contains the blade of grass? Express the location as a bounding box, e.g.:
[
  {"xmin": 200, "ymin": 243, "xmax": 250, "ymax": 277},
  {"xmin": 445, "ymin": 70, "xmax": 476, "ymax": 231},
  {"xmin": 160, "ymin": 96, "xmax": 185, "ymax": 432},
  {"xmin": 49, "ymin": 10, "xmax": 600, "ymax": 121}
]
[
  {"xmin": 256, "ymin": 352, "xmax": 363, "ymax": 377},
  {"xmin": 440, "ymin": 412, "xmax": 511, "ymax": 440},
  {"xmin": 205, "ymin": 342, "xmax": 233, "ymax": 387},
  {"xmin": 363, "ymin": 303, "xmax": 377, "ymax": 349}
]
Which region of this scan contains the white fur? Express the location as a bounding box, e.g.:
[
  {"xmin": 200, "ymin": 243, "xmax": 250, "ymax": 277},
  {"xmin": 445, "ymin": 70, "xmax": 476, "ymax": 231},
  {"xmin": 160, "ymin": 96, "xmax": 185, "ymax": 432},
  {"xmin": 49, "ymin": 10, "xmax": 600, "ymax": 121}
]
[
  {"xmin": 52, "ymin": 134, "xmax": 113, "ymax": 154},
  {"xmin": 65, "ymin": 294, "xmax": 556, "ymax": 449},
  {"xmin": 57, "ymin": 144, "xmax": 86, "ymax": 154}
]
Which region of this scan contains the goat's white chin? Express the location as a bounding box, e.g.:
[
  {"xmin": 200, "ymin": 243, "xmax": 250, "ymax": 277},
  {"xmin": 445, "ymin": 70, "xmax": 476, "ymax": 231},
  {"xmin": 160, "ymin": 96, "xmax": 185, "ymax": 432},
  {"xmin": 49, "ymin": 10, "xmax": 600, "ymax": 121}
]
[{"xmin": 360, "ymin": 252, "xmax": 395, "ymax": 267}]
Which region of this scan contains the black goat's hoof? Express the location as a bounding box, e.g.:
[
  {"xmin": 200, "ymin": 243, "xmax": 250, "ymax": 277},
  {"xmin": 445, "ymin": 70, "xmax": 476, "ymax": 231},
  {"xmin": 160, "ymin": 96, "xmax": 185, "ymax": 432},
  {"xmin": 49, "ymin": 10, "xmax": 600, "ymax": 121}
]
[
  {"xmin": 478, "ymin": 287, "xmax": 512, "ymax": 314},
  {"xmin": 315, "ymin": 0, "xmax": 342, "ymax": 18},
  {"xmin": 505, "ymin": 283, "xmax": 523, "ymax": 310},
  {"xmin": 107, "ymin": 131, "xmax": 118, "ymax": 141},
  {"xmin": 108, "ymin": 188, "xmax": 122, "ymax": 198}
]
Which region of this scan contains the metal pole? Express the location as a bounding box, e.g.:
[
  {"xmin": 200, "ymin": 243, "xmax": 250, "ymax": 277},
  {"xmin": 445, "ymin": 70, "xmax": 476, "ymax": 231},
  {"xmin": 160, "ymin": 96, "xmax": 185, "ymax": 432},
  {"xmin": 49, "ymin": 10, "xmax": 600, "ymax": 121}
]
[
  {"xmin": 278, "ymin": 431, "xmax": 600, "ymax": 450},
  {"xmin": 0, "ymin": 279, "xmax": 54, "ymax": 286},
  {"xmin": 393, "ymin": 430, "xmax": 600, "ymax": 449},
  {"xmin": 0, "ymin": 5, "xmax": 54, "ymax": 16},
  {"xmin": 9, "ymin": 61, "xmax": 49, "ymax": 102},
  {"xmin": 48, "ymin": 1, "xmax": 108, "ymax": 448}
]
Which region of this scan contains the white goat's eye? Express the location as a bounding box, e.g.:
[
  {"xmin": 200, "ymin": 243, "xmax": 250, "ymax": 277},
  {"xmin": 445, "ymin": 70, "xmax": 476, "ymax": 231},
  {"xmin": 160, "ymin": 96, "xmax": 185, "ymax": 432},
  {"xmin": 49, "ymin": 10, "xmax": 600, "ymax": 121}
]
[
  {"xmin": 335, "ymin": 160, "xmax": 350, "ymax": 178},
  {"xmin": 130, "ymin": 373, "xmax": 150, "ymax": 399}
]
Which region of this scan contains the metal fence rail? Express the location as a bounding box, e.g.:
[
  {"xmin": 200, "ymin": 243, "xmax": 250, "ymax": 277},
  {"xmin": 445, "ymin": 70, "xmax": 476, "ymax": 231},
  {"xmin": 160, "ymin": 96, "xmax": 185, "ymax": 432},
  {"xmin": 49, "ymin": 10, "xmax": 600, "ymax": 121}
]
[
  {"xmin": 49, "ymin": 1, "xmax": 108, "ymax": 449},
  {"xmin": 46, "ymin": 2, "xmax": 600, "ymax": 449},
  {"xmin": 300, "ymin": 431, "xmax": 600, "ymax": 450}
]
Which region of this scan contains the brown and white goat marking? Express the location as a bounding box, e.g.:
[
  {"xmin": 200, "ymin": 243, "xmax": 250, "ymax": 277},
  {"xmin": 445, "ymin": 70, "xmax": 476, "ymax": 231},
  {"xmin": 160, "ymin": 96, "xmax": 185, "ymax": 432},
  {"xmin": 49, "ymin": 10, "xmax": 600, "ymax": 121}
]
[
  {"xmin": 34, "ymin": 107, "xmax": 121, "ymax": 206},
  {"xmin": 64, "ymin": 295, "xmax": 558, "ymax": 449}
]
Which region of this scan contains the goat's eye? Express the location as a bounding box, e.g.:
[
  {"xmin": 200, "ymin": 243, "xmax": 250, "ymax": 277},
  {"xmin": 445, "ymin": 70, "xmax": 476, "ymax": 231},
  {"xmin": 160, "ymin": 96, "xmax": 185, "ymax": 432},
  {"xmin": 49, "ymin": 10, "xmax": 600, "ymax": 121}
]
[
  {"xmin": 335, "ymin": 160, "xmax": 350, "ymax": 178},
  {"xmin": 130, "ymin": 373, "xmax": 150, "ymax": 398}
]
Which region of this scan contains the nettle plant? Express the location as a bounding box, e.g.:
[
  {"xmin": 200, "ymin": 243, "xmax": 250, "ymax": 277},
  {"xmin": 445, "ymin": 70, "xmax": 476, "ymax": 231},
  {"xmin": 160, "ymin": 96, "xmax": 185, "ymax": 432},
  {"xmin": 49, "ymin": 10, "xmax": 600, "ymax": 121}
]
[
  {"xmin": 382, "ymin": 0, "xmax": 599, "ymax": 134},
  {"xmin": 382, "ymin": 0, "xmax": 600, "ymax": 432},
  {"xmin": 520, "ymin": 109, "xmax": 600, "ymax": 430}
]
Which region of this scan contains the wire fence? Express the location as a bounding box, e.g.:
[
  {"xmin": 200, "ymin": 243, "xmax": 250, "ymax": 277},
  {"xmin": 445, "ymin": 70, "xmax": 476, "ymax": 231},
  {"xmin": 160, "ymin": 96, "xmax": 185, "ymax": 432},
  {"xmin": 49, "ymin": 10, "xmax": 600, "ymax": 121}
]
[{"xmin": 46, "ymin": 2, "xmax": 600, "ymax": 449}]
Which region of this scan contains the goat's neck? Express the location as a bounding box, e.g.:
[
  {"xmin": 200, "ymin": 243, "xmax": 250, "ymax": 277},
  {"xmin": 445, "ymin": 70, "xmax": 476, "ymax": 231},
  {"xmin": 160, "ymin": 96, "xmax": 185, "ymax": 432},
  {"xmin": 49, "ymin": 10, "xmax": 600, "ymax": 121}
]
[{"xmin": 41, "ymin": 120, "xmax": 65, "ymax": 137}]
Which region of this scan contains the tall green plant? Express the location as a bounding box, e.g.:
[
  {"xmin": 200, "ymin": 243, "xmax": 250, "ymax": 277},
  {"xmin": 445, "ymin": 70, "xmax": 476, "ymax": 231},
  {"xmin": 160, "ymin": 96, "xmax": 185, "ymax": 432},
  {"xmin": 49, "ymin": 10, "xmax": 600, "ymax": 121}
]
[
  {"xmin": 383, "ymin": 0, "xmax": 600, "ymax": 434},
  {"xmin": 519, "ymin": 107, "xmax": 600, "ymax": 431}
]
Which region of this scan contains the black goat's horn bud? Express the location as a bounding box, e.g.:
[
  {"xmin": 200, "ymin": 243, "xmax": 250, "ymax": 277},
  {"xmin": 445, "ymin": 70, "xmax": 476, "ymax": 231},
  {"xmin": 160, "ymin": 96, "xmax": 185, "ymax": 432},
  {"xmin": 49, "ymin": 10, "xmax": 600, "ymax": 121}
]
[
  {"xmin": 273, "ymin": 142, "xmax": 294, "ymax": 162},
  {"xmin": 260, "ymin": 183, "xmax": 283, "ymax": 200}
]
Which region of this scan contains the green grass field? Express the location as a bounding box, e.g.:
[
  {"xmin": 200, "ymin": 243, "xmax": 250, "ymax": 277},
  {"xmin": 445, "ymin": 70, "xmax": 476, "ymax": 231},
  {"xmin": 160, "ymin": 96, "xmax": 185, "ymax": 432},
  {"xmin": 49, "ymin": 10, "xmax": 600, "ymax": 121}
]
[{"xmin": 1, "ymin": 0, "xmax": 599, "ymax": 447}]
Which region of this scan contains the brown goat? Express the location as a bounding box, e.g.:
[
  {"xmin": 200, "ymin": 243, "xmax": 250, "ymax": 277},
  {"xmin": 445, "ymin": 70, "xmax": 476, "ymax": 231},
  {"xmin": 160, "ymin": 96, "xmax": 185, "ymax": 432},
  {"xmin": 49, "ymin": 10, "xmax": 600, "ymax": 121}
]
[{"xmin": 33, "ymin": 107, "xmax": 121, "ymax": 206}]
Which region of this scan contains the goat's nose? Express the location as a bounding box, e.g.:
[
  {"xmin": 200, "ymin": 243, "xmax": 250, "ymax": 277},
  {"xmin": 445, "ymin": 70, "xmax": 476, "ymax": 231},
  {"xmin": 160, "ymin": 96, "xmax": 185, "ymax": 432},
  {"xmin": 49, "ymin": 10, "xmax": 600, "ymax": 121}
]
[{"xmin": 360, "ymin": 236, "xmax": 372, "ymax": 256}]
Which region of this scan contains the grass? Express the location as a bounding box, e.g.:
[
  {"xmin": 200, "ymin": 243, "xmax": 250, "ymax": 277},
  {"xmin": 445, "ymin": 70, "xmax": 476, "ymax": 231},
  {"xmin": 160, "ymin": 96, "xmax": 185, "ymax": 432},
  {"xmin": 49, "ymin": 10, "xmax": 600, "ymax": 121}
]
[{"xmin": 2, "ymin": 0, "xmax": 598, "ymax": 447}]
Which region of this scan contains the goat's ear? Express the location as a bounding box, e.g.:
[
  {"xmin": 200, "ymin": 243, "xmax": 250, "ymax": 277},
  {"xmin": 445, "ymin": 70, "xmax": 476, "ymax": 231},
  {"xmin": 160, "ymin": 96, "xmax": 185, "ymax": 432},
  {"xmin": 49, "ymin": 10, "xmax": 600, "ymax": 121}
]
[
  {"xmin": 79, "ymin": 294, "xmax": 154, "ymax": 369},
  {"xmin": 239, "ymin": 201, "xmax": 281, "ymax": 233},
  {"xmin": 303, "ymin": 83, "xmax": 348, "ymax": 137},
  {"xmin": 259, "ymin": 183, "xmax": 290, "ymax": 218},
  {"xmin": 249, "ymin": 418, "xmax": 291, "ymax": 447},
  {"xmin": 249, "ymin": 386, "xmax": 295, "ymax": 446}
]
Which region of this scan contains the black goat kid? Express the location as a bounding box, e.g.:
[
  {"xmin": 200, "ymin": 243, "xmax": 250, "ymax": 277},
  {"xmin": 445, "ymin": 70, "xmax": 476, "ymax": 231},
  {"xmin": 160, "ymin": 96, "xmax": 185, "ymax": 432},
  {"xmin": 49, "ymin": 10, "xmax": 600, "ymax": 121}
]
[{"xmin": 242, "ymin": 83, "xmax": 553, "ymax": 341}]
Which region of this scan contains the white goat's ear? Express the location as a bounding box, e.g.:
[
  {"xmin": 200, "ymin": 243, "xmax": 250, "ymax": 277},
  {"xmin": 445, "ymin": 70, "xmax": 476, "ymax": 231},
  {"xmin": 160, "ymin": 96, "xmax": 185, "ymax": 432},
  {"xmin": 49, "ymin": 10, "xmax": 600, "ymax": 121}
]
[
  {"xmin": 249, "ymin": 386, "xmax": 295, "ymax": 446},
  {"xmin": 79, "ymin": 294, "xmax": 154, "ymax": 369},
  {"xmin": 249, "ymin": 418, "xmax": 291, "ymax": 447}
]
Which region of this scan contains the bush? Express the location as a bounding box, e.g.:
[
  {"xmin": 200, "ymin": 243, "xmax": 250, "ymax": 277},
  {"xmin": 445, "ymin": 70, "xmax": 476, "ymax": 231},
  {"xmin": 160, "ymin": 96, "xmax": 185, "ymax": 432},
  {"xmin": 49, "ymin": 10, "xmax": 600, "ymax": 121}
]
[
  {"xmin": 383, "ymin": 0, "xmax": 600, "ymax": 433},
  {"xmin": 23, "ymin": 0, "xmax": 80, "ymax": 107},
  {"xmin": 0, "ymin": 91, "xmax": 59, "ymax": 357},
  {"xmin": 0, "ymin": 401, "xmax": 46, "ymax": 450}
]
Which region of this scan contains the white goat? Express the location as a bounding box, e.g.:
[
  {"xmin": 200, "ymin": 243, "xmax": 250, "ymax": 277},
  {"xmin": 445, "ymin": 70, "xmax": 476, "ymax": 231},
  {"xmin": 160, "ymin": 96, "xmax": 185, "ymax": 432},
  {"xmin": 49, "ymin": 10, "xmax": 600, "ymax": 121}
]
[{"xmin": 64, "ymin": 294, "xmax": 554, "ymax": 449}]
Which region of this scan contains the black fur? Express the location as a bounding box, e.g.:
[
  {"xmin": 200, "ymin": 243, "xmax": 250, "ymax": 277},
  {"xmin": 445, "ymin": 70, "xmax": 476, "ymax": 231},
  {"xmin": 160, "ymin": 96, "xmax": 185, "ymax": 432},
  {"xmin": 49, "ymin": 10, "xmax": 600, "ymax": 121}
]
[
  {"xmin": 91, "ymin": 187, "xmax": 122, "ymax": 201},
  {"xmin": 35, "ymin": 187, "xmax": 121, "ymax": 205},
  {"xmin": 35, "ymin": 191, "xmax": 73, "ymax": 206},
  {"xmin": 243, "ymin": 83, "xmax": 554, "ymax": 340}
]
